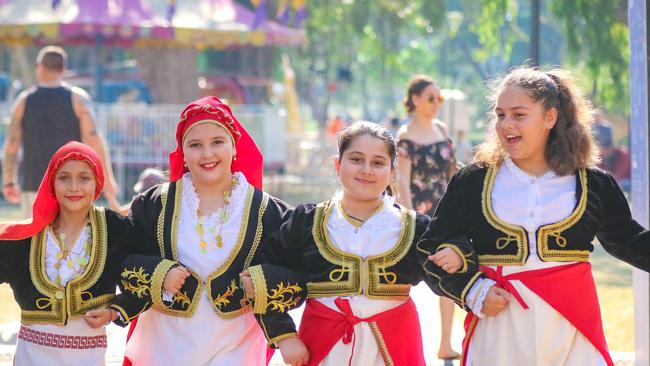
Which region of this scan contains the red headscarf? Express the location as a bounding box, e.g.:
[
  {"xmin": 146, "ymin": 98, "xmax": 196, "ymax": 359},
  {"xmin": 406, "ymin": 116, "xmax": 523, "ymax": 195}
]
[
  {"xmin": 168, "ymin": 96, "xmax": 263, "ymax": 189},
  {"xmin": 0, "ymin": 141, "xmax": 104, "ymax": 241}
]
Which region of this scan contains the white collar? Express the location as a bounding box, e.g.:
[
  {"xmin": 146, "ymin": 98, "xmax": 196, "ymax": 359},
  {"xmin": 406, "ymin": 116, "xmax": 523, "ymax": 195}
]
[
  {"xmin": 503, "ymin": 156, "xmax": 556, "ymax": 183},
  {"xmin": 181, "ymin": 171, "xmax": 249, "ymax": 222}
]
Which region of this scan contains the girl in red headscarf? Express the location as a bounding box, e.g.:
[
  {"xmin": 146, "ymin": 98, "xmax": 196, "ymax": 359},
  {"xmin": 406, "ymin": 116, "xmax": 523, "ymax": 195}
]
[
  {"xmin": 0, "ymin": 141, "xmax": 148, "ymax": 366},
  {"xmin": 116, "ymin": 97, "xmax": 298, "ymax": 366}
]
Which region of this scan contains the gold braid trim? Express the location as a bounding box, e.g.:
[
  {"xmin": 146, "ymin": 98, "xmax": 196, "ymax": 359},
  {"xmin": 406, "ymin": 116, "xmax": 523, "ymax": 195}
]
[
  {"xmin": 109, "ymin": 301, "xmax": 150, "ymax": 324},
  {"xmin": 170, "ymin": 180, "xmax": 183, "ymax": 260},
  {"xmin": 537, "ymin": 169, "xmax": 590, "ymax": 262},
  {"xmin": 24, "ymin": 231, "xmax": 65, "ymax": 325},
  {"xmin": 69, "ymin": 206, "xmax": 111, "ymax": 316},
  {"xmin": 366, "ymin": 206, "xmax": 414, "ymax": 300},
  {"xmin": 269, "ymin": 332, "xmax": 299, "ymax": 346},
  {"xmin": 156, "ymin": 183, "xmax": 170, "ymax": 257},
  {"xmin": 436, "ymin": 243, "xmax": 471, "ymax": 274},
  {"xmin": 151, "ymin": 259, "xmax": 178, "ymax": 309},
  {"xmin": 463, "ymin": 315, "xmax": 479, "ymax": 361},
  {"xmin": 479, "ymin": 166, "xmax": 528, "ymax": 265},
  {"xmin": 205, "ymin": 185, "xmax": 255, "ymax": 318},
  {"xmin": 244, "ymin": 192, "xmax": 270, "ymax": 268},
  {"xmin": 249, "ymin": 265, "xmax": 268, "ymax": 314},
  {"xmin": 369, "ymin": 322, "xmax": 394, "ymax": 366},
  {"xmin": 307, "ymin": 201, "xmax": 362, "ymax": 298}
]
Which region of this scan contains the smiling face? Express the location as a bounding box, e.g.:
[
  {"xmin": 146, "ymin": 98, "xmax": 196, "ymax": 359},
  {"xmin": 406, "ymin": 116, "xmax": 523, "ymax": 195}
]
[
  {"xmin": 335, "ymin": 133, "xmax": 393, "ymax": 202},
  {"xmin": 54, "ymin": 160, "xmax": 97, "ymax": 215},
  {"xmin": 183, "ymin": 122, "xmax": 236, "ymax": 188},
  {"xmin": 495, "ymin": 85, "xmax": 557, "ymax": 169}
]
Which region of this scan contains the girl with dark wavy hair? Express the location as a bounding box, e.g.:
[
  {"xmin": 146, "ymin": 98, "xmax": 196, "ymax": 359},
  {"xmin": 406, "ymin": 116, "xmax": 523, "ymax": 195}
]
[{"xmin": 418, "ymin": 66, "xmax": 650, "ymax": 366}]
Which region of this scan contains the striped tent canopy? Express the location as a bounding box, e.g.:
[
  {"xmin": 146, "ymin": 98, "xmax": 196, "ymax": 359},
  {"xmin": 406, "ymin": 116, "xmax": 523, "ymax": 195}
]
[{"xmin": 0, "ymin": 0, "xmax": 305, "ymax": 49}]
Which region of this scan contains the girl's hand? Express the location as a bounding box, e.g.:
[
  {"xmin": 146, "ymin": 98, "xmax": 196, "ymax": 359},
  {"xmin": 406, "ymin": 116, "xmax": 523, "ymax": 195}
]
[
  {"xmin": 481, "ymin": 286, "xmax": 511, "ymax": 316},
  {"xmin": 278, "ymin": 337, "xmax": 310, "ymax": 366},
  {"xmin": 84, "ymin": 308, "xmax": 117, "ymax": 328},
  {"xmin": 239, "ymin": 270, "xmax": 254, "ymax": 298},
  {"xmin": 428, "ymin": 247, "xmax": 463, "ymax": 273},
  {"xmin": 163, "ymin": 266, "xmax": 191, "ymax": 294}
]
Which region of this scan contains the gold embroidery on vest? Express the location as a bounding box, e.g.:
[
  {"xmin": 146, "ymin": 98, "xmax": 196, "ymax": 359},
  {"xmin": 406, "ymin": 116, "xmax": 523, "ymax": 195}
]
[
  {"xmin": 266, "ymin": 282, "xmax": 302, "ymax": 313},
  {"xmin": 121, "ymin": 267, "xmax": 151, "ymax": 299},
  {"xmin": 537, "ymin": 169, "xmax": 590, "ymax": 262},
  {"xmin": 212, "ymin": 279, "xmax": 238, "ymax": 310},
  {"xmin": 480, "ymin": 166, "xmax": 529, "ymax": 265},
  {"xmin": 307, "ymin": 201, "xmax": 362, "ymax": 298}
]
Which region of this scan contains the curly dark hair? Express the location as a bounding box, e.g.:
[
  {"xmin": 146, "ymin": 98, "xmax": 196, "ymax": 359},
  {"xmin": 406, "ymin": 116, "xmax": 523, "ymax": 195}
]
[{"xmin": 475, "ymin": 66, "xmax": 599, "ymax": 175}]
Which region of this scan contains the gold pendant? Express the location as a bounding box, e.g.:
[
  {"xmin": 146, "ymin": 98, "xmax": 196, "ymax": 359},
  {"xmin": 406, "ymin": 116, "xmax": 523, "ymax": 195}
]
[{"xmin": 216, "ymin": 235, "xmax": 223, "ymax": 248}]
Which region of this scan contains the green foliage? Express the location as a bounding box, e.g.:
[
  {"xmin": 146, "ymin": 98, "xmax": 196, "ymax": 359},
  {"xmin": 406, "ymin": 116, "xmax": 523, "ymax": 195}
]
[
  {"xmin": 548, "ymin": 0, "xmax": 629, "ymax": 114},
  {"xmin": 282, "ymin": 0, "xmax": 630, "ymax": 123}
]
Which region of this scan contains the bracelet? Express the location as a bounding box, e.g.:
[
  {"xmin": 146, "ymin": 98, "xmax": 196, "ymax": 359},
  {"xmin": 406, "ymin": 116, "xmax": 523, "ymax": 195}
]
[{"xmin": 3, "ymin": 182, "xmax": 16, "ymax": 188}]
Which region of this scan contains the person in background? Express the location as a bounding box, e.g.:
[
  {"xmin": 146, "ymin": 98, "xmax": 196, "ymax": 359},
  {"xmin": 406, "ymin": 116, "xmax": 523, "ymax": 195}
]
[
  {"xmin": 593, "ymin": 108, "xmax": 631, "ymax": 193},
  {"xmin": 3, "ymin": 45, "xmax": 120, "ymax": 216},
  {"xmin": 396, "ymin": 75, "xmax": 461, "ymax": 361},
  {"xmin": 454, "ymin": 130, "xmax": 474, "ymax": 165},
  {"xmin": 119, "ymin": 168, "xmax": 167, "ymax": 215}
]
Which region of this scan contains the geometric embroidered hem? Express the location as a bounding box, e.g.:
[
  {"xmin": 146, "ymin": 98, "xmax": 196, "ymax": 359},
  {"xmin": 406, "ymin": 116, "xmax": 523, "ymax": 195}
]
[{"xmin": 18, "ymin": 326, "xmax": 107, "ymax": 349}]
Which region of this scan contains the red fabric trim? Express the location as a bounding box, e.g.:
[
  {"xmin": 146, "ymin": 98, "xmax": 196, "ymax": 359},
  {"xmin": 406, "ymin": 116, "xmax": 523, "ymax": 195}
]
[
  {"xmin": 299, "ymin": 298, "xmax": 425, "ymax": 366},
  {"xmin": 122, "ymin": 317, "xmax": 138, "ymax": 366},
  {"xmin": 18, "ymin": 325, "xmax": 107, "ymax": 349},
  {"xmin": 0, "ymin": 141, "xmax": 104, "ymax": 240},
  {"xmin": 168, "ymin": 96, "xmax": 262, "ymax": 189},
  {"xmin": 461, "ymin": 263, "xmax": 613, "ymax": 366}
]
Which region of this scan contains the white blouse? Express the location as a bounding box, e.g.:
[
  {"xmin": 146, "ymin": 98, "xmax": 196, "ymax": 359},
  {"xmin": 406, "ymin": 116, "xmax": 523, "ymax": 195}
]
[
  {"xmin": 467, "ymin": 157, "xmax": 577, "ymax": 315},
  {"xmin": 125, "ymin": 172, "xmax": 267, "ymax": 366},
  {"xmin": 315, "ymin": 193, "xmax": 407, "ymax": 366},
  {"xmin": 45, "ymin": 225, "xmax": 91, "ymax": 286}
]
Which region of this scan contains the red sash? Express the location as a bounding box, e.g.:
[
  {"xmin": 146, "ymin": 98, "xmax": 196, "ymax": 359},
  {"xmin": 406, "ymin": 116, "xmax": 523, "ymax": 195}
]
[
  {"xmin": 299, "ymin": 297, "xmax": 425, "ymax": 366},
  {"xmin": 461, "ymin": 262, "xmax": 613, "ymax": 366}
]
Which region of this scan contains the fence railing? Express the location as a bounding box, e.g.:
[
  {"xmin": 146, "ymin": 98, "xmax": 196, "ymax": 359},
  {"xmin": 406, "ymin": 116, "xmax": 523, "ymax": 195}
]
[{"xmin": 0, "ymin": 102, "xmax": 286, "ymax": 201}]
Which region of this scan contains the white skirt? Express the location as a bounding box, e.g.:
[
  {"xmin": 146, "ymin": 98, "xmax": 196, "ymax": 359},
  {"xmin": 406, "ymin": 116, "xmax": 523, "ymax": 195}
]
[
  {"xmin": 14, "ymin": 317, "xmax": 106, "ymax": 366},
  {"xmin": 466, "ymin": 263, "xmax": 607, "ymax": 366},
  {"xmin": 125, "ymin": 295, "xmax": 266, "ymax": 366}
]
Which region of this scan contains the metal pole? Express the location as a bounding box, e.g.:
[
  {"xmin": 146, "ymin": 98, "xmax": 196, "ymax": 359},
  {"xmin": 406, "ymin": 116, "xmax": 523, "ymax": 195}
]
[
  {"xmin": 530, "ymin": 0, "xmax": 541, "ymax": 65},
  {"xmin": 629, "ymin": 0, "xmax": 650, "ymax": 364}
]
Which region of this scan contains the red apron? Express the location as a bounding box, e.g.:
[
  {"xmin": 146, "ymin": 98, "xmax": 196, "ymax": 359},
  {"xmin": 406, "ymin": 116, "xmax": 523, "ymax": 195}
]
[
  {"xmin": 461, "ymin": 262, "xmax": 613, "ymax": 366},
  {"xmin": 299, "ymin": 297, "xmax": 425, "ymax": 366}
]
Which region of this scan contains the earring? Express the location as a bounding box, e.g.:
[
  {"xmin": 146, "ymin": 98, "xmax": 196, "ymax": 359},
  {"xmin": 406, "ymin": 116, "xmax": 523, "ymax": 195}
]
[{"xmin": 233, "ymin": 155, "xmax": 237, "ymax": 161}]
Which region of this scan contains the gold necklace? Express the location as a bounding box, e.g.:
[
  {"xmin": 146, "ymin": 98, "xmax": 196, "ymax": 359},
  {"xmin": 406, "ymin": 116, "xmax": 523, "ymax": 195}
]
[
  {"xmin": 50, "ymin": 221, "xmax": 91, "ymax": 286},
  {"xmin": 338, "ymin": 200, "xmax": 384, "ymax": 231},
  {"xmin": 195, "ymin": 175, "xmax": 239, "ymax": 255}
]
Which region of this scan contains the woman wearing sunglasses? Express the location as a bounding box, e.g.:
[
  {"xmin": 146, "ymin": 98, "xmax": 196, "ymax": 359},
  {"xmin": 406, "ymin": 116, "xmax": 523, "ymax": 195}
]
[{"xmin": 395, "ymin": 74, "xmax": 461, "ymax": 361}]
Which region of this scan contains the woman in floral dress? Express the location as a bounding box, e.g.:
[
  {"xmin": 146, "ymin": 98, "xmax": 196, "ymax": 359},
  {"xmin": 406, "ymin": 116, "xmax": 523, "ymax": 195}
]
[{"xmin": 396, "ymin": 75, "xmax": 460, "ymax": 360}]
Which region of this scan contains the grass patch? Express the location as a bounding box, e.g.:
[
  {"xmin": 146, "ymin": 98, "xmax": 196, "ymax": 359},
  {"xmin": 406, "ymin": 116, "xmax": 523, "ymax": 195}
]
[{"xmin": 592, "ymin": 243, "xmax": 634, "ymax": 352}]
